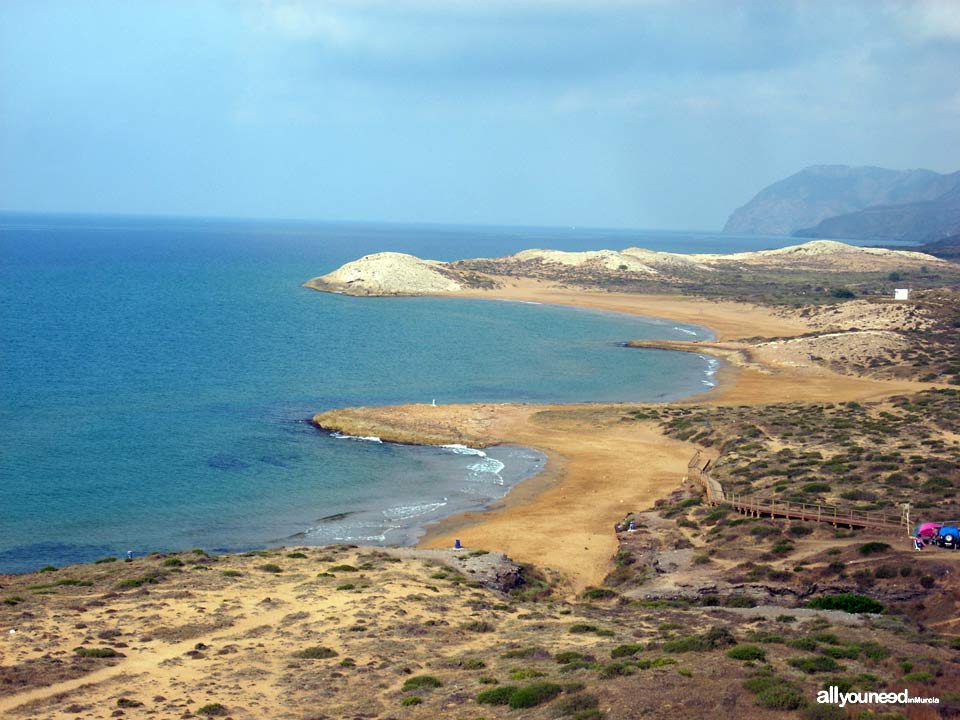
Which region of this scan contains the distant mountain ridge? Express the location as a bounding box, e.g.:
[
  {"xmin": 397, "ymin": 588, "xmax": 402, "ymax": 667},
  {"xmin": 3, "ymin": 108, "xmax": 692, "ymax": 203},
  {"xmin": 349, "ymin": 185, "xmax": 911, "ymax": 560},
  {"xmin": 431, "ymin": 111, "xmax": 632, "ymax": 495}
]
[
  {"xmin": 794, "ymin": 176, "xmax": 960, "ymax": 243},
  {"xmin": 724, "ymin": 165, "xmax": 960, "ymax": 242}
]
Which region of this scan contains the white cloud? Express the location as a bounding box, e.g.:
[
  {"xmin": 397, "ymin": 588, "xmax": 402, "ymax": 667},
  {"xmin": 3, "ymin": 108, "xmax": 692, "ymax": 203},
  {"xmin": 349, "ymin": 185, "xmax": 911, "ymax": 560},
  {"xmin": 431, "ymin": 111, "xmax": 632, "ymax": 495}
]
[{"xmin": 887, "ymin": 0, "xmax": 960, "ymax": 41}]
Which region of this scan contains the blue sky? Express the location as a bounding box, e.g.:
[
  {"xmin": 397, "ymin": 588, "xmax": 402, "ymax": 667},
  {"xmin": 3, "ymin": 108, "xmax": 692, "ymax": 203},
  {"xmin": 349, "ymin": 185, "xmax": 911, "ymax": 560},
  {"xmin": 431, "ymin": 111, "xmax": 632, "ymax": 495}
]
[{"xmin": 1, "ymin": 0, "xmax": 959, "ymax": 229}]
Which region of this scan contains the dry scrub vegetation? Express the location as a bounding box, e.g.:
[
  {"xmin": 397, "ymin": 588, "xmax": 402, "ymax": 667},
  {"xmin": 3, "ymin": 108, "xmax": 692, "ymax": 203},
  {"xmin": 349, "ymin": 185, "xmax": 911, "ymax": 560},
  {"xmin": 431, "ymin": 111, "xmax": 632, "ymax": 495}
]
[{"xmin": 3, "ymin": 542, "xmax": 959, "ymax": 720}]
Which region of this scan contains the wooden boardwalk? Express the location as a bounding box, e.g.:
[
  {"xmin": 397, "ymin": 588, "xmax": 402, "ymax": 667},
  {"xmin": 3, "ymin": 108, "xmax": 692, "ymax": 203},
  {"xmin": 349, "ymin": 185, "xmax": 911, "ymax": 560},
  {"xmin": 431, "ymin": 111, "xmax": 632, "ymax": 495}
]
[{"xmin": 685, "ymin": 452, "xmax": 907, "ymax": 533}]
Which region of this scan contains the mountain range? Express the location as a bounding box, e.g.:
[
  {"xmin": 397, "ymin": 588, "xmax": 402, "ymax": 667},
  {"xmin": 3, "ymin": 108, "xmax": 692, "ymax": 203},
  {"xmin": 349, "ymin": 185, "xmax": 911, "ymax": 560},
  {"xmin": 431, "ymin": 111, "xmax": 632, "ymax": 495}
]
[{"xmin": 724, "ymin": 164, "xmax": 960, "ymax": 243}]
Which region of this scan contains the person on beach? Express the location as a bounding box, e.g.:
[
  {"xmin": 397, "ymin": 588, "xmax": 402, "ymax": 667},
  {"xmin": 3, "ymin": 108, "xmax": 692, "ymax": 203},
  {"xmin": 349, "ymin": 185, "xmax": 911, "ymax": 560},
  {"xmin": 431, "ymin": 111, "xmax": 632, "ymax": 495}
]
[{"xmin": 913, "ymin": 536, "xmax": 924, "ymax": 551}]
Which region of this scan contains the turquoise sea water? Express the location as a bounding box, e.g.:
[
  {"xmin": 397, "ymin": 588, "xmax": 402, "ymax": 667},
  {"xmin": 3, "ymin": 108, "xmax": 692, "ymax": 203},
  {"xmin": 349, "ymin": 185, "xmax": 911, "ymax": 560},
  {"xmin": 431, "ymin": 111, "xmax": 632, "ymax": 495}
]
[{"xmin": 0, "ymin": 214, "xmax": 868, "ymax": 572}]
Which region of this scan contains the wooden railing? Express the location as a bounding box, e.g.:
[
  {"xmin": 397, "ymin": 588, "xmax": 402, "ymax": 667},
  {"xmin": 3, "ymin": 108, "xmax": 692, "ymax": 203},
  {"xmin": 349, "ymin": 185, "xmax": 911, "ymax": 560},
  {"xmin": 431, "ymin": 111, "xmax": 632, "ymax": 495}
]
[{"xmin": 684, "ymin": 452, "xmax": 906, "ymax": 532}]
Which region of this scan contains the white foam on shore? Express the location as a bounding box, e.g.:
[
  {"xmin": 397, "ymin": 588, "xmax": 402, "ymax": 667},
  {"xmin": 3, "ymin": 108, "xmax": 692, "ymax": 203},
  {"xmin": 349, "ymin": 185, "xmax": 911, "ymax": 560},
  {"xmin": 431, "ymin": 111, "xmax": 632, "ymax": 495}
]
[
  {"xmin": 674, "ymin": 326, "xmax": 699, "ymax": 336},
  {"xmin": 699, "ymin": 355, "xmax": 720, "ymax": 387},
  {"xmin": 382, "ymin": 500, "xmax": 448, "ymax": 520},
  {"xmin": 330, "ymin": 432, "xmax": 383, "ymax": 443},
  {"xmin": 441, "ymin": 443, "xmax": 487, "ymax": 457},
  {"xmin": 334, "ymin": 533, "xmax": 386, "ymax": 542},
  {"xmin": 467, "ymin": 457, "xmax": 506, "ymax": 483}
]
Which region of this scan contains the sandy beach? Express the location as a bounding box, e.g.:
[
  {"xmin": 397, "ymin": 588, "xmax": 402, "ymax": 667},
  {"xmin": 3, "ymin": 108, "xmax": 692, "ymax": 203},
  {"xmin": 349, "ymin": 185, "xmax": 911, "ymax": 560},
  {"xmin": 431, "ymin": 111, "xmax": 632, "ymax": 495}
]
[
  {"xmin": 315, "ymin": 283, "xmax": 935, "ymax": 592},
  {"xmin": 453, "ymin": 278, "xmax": 811, "ymax": 342}
]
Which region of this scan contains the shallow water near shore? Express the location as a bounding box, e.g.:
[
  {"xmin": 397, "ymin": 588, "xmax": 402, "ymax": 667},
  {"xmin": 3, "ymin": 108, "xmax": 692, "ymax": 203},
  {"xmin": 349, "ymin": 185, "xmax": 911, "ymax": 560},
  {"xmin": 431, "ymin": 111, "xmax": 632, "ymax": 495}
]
[{"xmin": 0, "ymin": 213, "xmax": 860, "ymax": 572}]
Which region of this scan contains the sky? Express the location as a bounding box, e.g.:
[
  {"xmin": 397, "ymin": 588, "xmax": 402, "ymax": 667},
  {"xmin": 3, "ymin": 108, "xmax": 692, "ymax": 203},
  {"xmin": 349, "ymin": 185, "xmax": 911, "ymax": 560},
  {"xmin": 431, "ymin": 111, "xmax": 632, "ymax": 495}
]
[{"xmin": 1, "ymin": 0, "xmax": 959, "ymax": 230}]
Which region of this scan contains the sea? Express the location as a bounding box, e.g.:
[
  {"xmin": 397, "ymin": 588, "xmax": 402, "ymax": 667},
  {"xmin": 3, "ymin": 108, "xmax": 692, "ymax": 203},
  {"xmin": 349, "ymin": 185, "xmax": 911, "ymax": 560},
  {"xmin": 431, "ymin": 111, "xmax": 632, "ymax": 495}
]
[{"xmin": 0, "ymin": 213, "xmax": 884, "ymax": 573}]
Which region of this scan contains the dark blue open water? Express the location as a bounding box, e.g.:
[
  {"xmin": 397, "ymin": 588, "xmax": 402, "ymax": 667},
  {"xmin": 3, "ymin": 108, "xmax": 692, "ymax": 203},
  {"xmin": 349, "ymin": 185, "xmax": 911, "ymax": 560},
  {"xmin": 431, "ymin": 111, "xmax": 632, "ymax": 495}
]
[{"xmin": 0, "ymin": 214, "xmax": 851, "ymax": 572}]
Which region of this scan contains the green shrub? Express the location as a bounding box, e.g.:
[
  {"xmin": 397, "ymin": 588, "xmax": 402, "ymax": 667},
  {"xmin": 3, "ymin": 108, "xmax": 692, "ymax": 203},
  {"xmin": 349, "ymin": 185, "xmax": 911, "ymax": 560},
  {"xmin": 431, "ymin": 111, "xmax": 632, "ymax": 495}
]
[
  {"xmin": 821, "ymin": 646, "xmax": 860, "ymax": 659},
  {"xmin": 727, "ymin": 645, "xmax": 766, "ymax": 661},
  {"xmin": 558, "ymin": 660, "xmax": 595, "ymax": 674},
  {"xmin": 286, "ymin": 552, "xmax": 308, "ymax": 559},
  {"xmin": 502, "ymin": 647, "xmax": 543, "ymax": 659},
  {"xmin": 400, "ymin": 696, "xmax": 422, "ymax": 706},
  {"xmin": 476, "ymin": 685, "xmax": 519, "ymax": 705},
  {"xmin": 858, "ymin": 542, "xmax": 891, "ymax": 556},
  {"xmin": 39, "ymin": 564, "xmax": 58, "ymax": 572},
  {"xmin": 163, "ymin": 558, "xmax": 184, "ymax": 567},
  {"xmin": 336, "ymin": 583, "xmax": 355, "ymax": 591},
  {"xmin": 257, "ymin": 563, "xmax": 282, "ymax": 573},
  {"xmin": 743, "ymin": 676, "xmax": 805, "ymax": 710},
  {"xmin": 116, "ymin": 698, "xmax": 144, "ymax": 708},
  {"xmin": 859, "ymin": 642, "xmax": 890, "ymax": 660},
  {"xmin": 73, "ymin": 646, "xmax": 120, "ymax": 658},
  {"xmin": 663, "ymin": 626, "xmax": 735, "ymax": 653},
  {"xmin": 221, "ymin": 570, "xmax": 242, "ymax": 578},
  {"xmin": 403, "ymin": 675, "xmax": 442, "ymax": 691},
  {"xmin": 747, "ymin": 632, "xmax": 785, "ymax": 644},
  {"xmin": 116, "ymin": 573, "xmax": 161, "ymax": 589},
  {"xmin": 610, "ymin": 644, "xmax": 643, "ymax": 659},
  {"xmin": 903, "ymin": 671, "xmax": 934, "ymax": 684},
  {"xmin": 581, "ymin": 587, "xmax": 617, "ymax": 600},
  {"xmin": 770, "ymin": 540, "xmax": 795, "ymax": 556},
  {"xmin": 806, "ymin": 594, "xmax": 884, "ymax": 614},
  {"xmin": 464, "ymin": 620, "xmax": 494, "ymax": 633},
  {"xmin": 293, "ymin": 646, "xmax": 338, "ymax": 659},
  {"xmin": 508, "ymin": 682, "xmax": 562, "ymax": 709},
  {"xmin": 197, "ymin": 703, "xmax": 228, "ymax": 716},
  {"xmin": 556, "ymin": 693, "xmax": 598, "ymax": 715},
  {"xmin": 812, "ymin": 633, "xmax": 840, "ymax": 645},
  {"xmin": 94, "ymin": 556, "xmax": 118, "ymax": 564},
  {"xmin": 556, "ymin": 651, "xmax": 587, "ymax": 664},
  {"xmin": 509, "ymin": 668, "xmax": 546, "ymax": 680},
  {"xmin": 789, "ymin": 655, "xmax": 843, "ymax": 673},
  {"xmin": 597, "ymin": 662, "xmax": 635, "ymax": 678},
  {"xmin": 329, "ymin": 564, "xmax": 357, "ymax": 572},
  {"xmin": 568, "ymin": 623, "xmax": 599, "ymax": 634},
  {"xmin": 723, "ymin": 595, "xmax": 756, "ymax": 608},
  {"xmin": 874, "ymin": 564, "xmax": 897, "ymax": 579}
]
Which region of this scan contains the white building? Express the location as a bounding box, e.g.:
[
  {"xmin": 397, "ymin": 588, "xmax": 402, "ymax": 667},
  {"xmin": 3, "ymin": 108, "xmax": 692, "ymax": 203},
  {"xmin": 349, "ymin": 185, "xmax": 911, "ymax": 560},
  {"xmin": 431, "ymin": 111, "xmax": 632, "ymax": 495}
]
[{"xmin": 894, "ymin": 288, "xmax": 910, "ymax": 300}]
